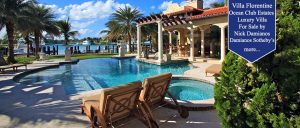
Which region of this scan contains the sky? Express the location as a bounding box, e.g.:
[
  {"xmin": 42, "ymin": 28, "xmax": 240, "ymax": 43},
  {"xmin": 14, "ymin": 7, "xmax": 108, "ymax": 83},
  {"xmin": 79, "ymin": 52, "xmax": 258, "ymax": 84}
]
[{"xmin": 0, "ymin": 0, "xmax": 223, "ymax": 39}]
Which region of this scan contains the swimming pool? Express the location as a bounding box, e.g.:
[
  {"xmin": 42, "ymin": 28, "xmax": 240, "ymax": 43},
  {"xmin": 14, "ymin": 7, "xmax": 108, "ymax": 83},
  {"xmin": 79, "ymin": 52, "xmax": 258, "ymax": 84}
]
[
  {"xmin": 16, "ymin": 58, "xmax": 193, "ymax": 95},
  {"xmin": 168, "ymin": 80, "xmax": 214, "ymax": 100}
]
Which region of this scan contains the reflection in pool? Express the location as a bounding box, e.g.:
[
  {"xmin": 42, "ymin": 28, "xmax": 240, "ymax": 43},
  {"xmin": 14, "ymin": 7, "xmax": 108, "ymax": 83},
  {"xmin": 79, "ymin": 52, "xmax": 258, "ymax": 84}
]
[
  {"xmin": 16, "ymin": 58, "xmax": 193, "ymax": 95},
  {"xmin": 168, "ymin": 80, "xmax": 214, "ymax": 100}
]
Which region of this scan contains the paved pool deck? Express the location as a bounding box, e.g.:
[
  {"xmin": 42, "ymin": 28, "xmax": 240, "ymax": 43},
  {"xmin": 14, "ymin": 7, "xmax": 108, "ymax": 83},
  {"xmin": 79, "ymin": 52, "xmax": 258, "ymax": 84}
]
[{"xmin": 0, "ymin": 58, "xmax": 221, "ymax": 128}]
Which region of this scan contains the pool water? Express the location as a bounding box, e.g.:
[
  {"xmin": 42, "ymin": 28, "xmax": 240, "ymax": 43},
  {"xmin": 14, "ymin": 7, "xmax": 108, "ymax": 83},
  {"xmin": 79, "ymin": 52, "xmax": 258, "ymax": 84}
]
[
  {"xmin": 168, "ymin": 80, "xmax": 214, "ymax": 100},
  {"xmin": 16, "ymin": 58, "xmax": 193, "ymax": 95}
]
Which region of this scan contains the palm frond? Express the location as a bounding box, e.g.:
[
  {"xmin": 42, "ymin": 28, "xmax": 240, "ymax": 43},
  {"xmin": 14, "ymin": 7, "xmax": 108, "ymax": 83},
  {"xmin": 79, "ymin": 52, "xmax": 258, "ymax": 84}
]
[{"xmin": 103, "ymin": 6, "xmax": 142, "ymax": 43}]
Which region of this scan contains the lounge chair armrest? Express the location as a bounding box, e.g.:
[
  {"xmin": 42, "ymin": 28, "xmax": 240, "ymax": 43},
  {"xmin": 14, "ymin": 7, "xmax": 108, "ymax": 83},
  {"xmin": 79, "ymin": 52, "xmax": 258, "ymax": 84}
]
[
  {"xmin": 83, "ymin": 100, "xmax": 99, "ymax": 102},
  {"xmin": 83, "ymin": 100, "xmax": 100, "ymax": 111},
  {"xmin": 82, "ymin": 93, "xmax": 101, "ymax": 102}
]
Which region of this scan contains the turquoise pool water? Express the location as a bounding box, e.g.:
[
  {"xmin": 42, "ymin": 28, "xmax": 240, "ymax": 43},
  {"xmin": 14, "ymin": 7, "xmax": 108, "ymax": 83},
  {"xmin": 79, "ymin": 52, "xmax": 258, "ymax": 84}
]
[
  {"xmin": 168, "ymin": 80, "xmax": 214, "ymax": 100},
  {"xmin": 16, "ymin": 58, "xmax": 193, "ymax": 95}
]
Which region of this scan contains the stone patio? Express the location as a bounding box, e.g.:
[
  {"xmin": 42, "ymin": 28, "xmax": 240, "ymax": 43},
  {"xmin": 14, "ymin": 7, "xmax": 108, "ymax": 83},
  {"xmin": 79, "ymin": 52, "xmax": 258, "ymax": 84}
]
[{"xmin": 0, "ymin": 58, "xmax": 221, "ymax": 128}]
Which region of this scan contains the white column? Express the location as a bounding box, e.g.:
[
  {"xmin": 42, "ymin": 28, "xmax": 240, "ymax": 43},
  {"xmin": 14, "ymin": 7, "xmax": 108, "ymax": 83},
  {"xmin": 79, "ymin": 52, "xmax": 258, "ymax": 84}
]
[
  {"xmin": 168, "ymin": 31, "xmax": 172, "ymax": 54},
  {"xmin": 220, "ymin": 26, "xmax": 226, "ymax": 62},
  {"xmin": 136, "ymin": 25, "xmax": 141, "ymax": 58},
  {"xmin": 157, "ymin": 20, "xmax": 163, "ymax": 63},
  {"xmin": 189, "ymin": 28, "xmax": 195, "ymax": 61},
  {"xmin": 126, "ymin": 44, "xmax": 130, "ymax": 53},
  {"xmin": 200, "ymin": 29, "xmax": 205, "ymax": 57}
]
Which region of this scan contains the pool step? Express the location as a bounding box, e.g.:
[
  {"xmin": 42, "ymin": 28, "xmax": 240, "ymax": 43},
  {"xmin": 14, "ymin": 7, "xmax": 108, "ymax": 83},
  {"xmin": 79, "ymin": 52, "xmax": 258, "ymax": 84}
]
[
  {"xmin": 71, "ymin": 74, "xmax": 102, "ymax": 92},
  {"xmin": 84, "ymin": 75, "xmax": 102, "ymax": 90}
]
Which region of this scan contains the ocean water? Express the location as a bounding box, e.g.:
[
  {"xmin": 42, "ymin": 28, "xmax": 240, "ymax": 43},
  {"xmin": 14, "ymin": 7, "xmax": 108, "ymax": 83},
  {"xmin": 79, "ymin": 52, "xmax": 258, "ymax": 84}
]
[{"xmin": 42, "ymin": 44, "xmax": 122, "ymax": 55}]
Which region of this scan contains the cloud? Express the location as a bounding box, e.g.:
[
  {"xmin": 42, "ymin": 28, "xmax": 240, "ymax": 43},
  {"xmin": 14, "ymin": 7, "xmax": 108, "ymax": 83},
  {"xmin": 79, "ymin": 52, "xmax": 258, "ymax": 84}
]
[
  {"xmin": 150, "ymin": 5, "xmax": 156, "ymax": 10},
  {"xmin": 159, "ymin": 1, "xmax": 187, "ymax": 10},
  {"xmin": 43, "ymin": 4, "xmax": 69, "ymax": 15},
  {"xmin": 159, "ymin": 1, "xmax": 174, "ymax": 10},
  {"xmin": 41, "ymin": 0, "xmax": 133, "ymax": 38},
  {"xmin": 77, "ymin": 29, "xmax": 93, "ymax": 35},
  {"xmin": 158, "ymin": 0, "xmax": 221, "ymax": 10},
  {"xmin": 72, "ymin": 20, "xmax": 96, "ymax": 29},
  {"xmin": 45, "ymin": 0, "xmax": 132, "ymax": 21}
]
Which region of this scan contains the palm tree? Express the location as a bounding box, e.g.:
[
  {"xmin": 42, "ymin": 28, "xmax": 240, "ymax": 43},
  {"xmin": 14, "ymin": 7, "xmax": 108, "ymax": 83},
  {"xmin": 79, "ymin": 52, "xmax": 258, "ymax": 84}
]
[
  {"xmin": 100, "ymin": 20, "xmax": 124, "ymax": 42},
  {"xmin": 56, "ymin": 19, "xmax": 78, "ymax": 45},
  {"xmin": 18, "ymin": 5, "xmax": 59, "ymax": 56},
  {"xmin": 110, "ymin": 6, "xmax": 142, "ymax": 53},
  {"xmin": 210, "ymin": 2, "xmax": 225, "ymax": 8},
  {"xmin": 0, "ymin": 0, "xmax": 35, "ymax": 63}
]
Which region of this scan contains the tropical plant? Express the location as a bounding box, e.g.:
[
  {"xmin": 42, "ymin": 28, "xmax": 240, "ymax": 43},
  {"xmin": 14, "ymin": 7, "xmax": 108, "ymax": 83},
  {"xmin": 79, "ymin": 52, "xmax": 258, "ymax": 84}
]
[
  {"xmin": 56, "ymin": 19, "xmax": 78, "ymax": 45},
  {"xmin": 108, "ymin": 6, "xmax": 142, "ymax": 53},
  {"xmin": 141, "ymin": 23, "xmax": 158, "ymax": 51},
  {"xmin": 210, "ymin": 2, "xmax": 225, "ymax": 8},
  {"xmin": 101, "ymin": 20, "xmax": 123, "ymax": 42},
  {"xmin": 0, "ymin": 0, "xmax": 35, "ymax": 63},
  {"xmin": 20, "ymin": 5, "xmax": 59, "ymax": 56}
]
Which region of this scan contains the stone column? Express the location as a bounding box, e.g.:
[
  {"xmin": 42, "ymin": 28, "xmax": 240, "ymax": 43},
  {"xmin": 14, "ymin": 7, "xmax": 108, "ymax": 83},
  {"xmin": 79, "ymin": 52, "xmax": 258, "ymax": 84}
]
[
  {"xmin": 200, "ymin": 29, "xmax": 205, "ymax": 57},
  {"xmin": 188, "ymin": 28, "xmax": 195, "ymax": 61},
  {"xmin": 157, "ymin": 20, "xmax": 163, "ymax": 63},
  {"xmin": 64, "ymin": 45, "xmax": 71, "ymax": 61},
  {"xmin": 136, "ymin": 25, "xmax": 141, "ymax": 58},
  {"xmin": 168, "ymin": 31, "xmax": 172, "ymax": 54},
  {"xmin": 215, "ymin": 23, "xmax": 227, "ymax": 62},
  {"xmin": 220, "ymin": 26, "xmax": 226, "ymax": 62}
]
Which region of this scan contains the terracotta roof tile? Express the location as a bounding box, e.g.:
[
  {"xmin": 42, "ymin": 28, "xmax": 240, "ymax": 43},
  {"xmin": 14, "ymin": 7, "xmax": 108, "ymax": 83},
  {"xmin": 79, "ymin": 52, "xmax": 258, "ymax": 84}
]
[{"xmin": 188, "ymin": 6, "xmax": 228, "ymax": 20}]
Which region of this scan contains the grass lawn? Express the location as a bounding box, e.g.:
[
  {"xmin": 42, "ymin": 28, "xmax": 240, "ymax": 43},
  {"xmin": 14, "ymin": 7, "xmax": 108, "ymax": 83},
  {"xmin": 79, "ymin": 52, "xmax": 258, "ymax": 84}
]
[
  {"xmin": 4, "ymin": 54, "xmax": 116, "ymax": 64},
  {"xmin": 15, "ymin": 56, "xmax": 36, "ymax": 64}
]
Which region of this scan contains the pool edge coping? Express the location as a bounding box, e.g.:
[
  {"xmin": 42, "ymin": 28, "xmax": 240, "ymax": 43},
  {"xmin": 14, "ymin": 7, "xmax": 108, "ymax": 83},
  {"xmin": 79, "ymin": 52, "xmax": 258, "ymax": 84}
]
[{"xmin": 12, "ymin": 59, "xmax": 80, "ymax": 82}]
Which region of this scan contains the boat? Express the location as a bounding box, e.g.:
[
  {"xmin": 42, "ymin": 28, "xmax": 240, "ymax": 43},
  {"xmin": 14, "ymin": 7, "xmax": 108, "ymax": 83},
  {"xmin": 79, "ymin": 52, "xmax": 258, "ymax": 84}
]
[
  {"xmin": 82, "ymin": 40, "xmax": 91, "ymax": 45},
  {"xmin": 14, "ymin": 39, "xmax": 27, "ymax": 55}
]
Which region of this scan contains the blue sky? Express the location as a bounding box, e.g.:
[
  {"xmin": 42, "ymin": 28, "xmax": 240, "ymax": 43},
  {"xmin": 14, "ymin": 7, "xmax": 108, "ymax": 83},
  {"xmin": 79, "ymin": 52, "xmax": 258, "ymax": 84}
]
[{"xmin": 0, "ymin": 0, "xmax": 223, "ymax": 39}]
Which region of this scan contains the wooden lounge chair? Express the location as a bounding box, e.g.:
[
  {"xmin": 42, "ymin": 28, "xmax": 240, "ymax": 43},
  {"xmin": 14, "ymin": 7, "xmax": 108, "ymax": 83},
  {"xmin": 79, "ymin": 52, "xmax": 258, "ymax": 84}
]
[
  {"xmin": 11, "ymin": 64, "xmax": 27, "ymax": 71},
  {"xmin": 139, "ymin": 73, "xmax": 189, "ymax": 119},
  {"xmin": 0, "ymin": 62, "xmax": 27, "ymax": 72},
  {"xmin": 81, "ymin": 81, "xmax": 158, "ymax": 128},
  {"xmin": 205, "ymin": 64, "xmax": 222, "ymax": 76},
  {"xmin": 0, "ymin": 65, "xmax": 14, "ymax": 72}
]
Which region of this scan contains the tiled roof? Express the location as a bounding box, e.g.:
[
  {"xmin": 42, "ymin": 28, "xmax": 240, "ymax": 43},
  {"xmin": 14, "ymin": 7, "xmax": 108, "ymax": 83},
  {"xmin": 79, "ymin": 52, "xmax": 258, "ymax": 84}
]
[{"xmin": 188, "ymin": 6, "xmax": 228, "ymax": 20}]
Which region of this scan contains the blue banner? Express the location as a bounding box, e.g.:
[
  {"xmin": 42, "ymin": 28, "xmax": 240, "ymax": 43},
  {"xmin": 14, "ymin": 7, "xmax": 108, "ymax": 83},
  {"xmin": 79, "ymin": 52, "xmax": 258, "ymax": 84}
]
[{"xmin": 228, "ymin": 0, "xmax": 276, "ymax": 63}]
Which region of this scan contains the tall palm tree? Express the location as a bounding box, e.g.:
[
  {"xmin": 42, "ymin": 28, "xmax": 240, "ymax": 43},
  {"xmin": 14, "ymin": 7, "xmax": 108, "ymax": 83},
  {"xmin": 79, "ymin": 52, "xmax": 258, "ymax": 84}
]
[
  {"xmin": 56, "ymin": 19, "xmax": 78, "ymax": 45},
  {"xmin": 100, "ymin": 20, "xmax": 124, "ymax": 42},
  {"xmin": 210, "ymin": 2, "xmax": 225, "ymax": 8},
  {"xmin": 19, "ymin": 5, "xmax": 59, "ymax": 56},
  {"xmin": 0, "ymin": 0, "xmax": 35, "ymax": 63},
  {"xmin": 110, "ymin": 6, "xmax": 142, "ymax": 53}
]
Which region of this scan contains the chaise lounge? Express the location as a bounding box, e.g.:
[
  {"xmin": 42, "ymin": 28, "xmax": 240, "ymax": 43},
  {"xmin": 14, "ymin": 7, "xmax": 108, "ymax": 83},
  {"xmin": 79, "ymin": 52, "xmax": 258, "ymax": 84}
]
[
  {"xmin": 139, "ymin": 73, "xmax": 189, "ymax": 119},
  {"xmin": 0, "ymin": 62, "xmax": 27, "ymax": 72},
  {"xmin": 81, "ymin": 81, "xmax": 158, "ymax": 128},
  {"xmin": 205, "ymin": 64, "xmax": 222, "ymax": 76}
]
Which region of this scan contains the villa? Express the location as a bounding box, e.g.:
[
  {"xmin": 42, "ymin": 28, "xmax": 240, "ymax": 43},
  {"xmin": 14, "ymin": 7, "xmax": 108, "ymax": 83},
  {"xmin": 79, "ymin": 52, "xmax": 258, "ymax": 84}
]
[{"xmin": 135, "ymin": 0, "xmax": 228, "ymax": 65}]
